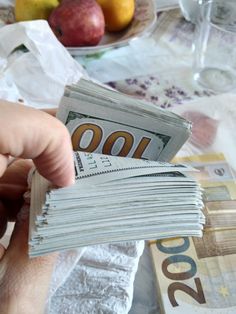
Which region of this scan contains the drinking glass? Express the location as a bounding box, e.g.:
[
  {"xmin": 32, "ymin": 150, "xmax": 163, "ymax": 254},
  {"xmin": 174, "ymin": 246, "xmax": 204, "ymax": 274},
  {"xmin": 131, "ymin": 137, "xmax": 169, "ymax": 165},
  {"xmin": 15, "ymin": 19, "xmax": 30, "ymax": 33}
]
[
  {"xmin": 179, "ymin": 0, "xmax": 200, "ymax": 23},
  {"xmin": 193, "ymin": 0, "xmax": 236, "ymax": 92}
]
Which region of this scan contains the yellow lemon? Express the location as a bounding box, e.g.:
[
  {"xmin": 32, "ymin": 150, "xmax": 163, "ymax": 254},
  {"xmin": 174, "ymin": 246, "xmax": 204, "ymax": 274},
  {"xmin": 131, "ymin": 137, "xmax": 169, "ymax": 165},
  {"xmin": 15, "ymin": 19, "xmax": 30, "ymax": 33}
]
[
  {"xmin": 96, "ymin": 0, "xmax": 135, "ymax": 32},
  {"xmin": 15, "ymin": 0, "xmax": 59, "ymax": 22}
]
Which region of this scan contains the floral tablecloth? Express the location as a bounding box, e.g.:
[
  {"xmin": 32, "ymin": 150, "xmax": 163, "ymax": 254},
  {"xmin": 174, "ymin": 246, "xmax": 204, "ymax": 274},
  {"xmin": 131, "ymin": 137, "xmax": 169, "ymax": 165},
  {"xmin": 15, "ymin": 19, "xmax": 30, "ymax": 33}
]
[
  {"xmin": 75, "ymin": 9, "xmax": 235, "ymax": 314},
  {"xmin": 78, "ymin": 9, "xmax": 216, "ymax": 110}
]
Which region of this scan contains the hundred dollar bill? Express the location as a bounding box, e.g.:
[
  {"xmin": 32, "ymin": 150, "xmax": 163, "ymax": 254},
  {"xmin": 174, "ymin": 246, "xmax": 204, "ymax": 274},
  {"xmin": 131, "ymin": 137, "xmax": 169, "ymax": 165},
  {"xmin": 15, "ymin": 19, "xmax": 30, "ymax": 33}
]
[
  {"xmin": 150, "ymin": 153, "xmax": 236, "ymax": 314},
  {"xmin": 28, "ymin": 152, "xmax": 204, "ymax": 257},
  {"xmin": 57, "ymin": 78, "xmax": 191, "ymax": 162}
]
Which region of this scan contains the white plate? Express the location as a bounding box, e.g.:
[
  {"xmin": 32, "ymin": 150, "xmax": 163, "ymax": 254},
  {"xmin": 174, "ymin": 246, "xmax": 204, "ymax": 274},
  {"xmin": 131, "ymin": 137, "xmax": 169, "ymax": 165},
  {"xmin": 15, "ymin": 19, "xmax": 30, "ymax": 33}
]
[{"xmin": 67, "ymin": 0, "xmax": 157, "ymax": 56}]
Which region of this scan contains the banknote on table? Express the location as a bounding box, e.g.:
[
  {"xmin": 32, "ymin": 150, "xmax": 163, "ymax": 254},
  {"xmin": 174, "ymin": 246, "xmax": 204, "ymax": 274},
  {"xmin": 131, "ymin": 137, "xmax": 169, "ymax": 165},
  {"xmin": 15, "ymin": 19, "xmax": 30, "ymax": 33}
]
[
  {"xmin": 56, "ymin": 78, "xmax": 191, "ymax": 162},
  {"xmin": 28, "ymin": 151, "xmax": 204, "ymax": 257},
  {"xmin": 150, "ymin": 153, "xmax": 236, "ymax": 314}
]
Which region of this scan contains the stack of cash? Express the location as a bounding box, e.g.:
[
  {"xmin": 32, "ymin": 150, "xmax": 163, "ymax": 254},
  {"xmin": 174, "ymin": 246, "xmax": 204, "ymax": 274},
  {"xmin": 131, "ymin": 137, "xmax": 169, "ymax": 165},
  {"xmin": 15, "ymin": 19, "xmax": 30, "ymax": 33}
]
[
  {"xmin": 29, "ymin": 151, "xmax": 204, "ymax": 257},
  {"xmin": 56, "ymin": 78, "xmax": 191, "ymax": 162},
  {"xmin": 29, "ymin": 78, "xmax": 200, "ymax": 257}
]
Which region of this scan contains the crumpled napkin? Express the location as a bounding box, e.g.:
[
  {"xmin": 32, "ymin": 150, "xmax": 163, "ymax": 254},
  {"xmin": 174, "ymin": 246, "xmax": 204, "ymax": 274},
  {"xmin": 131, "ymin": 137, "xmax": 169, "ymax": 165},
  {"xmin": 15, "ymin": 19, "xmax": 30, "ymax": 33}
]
[{"xmin": 0, "ymin": 19, "xmax": 86, "ymax": 108}]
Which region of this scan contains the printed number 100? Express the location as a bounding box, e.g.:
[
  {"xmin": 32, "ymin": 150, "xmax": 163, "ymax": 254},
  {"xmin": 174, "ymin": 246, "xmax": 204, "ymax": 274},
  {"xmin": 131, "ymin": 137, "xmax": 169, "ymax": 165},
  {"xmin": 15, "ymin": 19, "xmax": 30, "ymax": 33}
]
[
  {"xmin": 156, "ymin": 237, "xmax": 206, "ymax": 307},
  {"xmin": 72, "ymin": 123, "xmax": 152, "ymax": 158}
]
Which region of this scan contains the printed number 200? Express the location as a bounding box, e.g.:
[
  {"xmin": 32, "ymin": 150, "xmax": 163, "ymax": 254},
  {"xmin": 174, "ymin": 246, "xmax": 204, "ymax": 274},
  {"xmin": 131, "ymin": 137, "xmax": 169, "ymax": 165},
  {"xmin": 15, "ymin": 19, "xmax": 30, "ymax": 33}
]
[{"xmin": 156, "ymin": 237, "xmax": 206, "ymax": 307}]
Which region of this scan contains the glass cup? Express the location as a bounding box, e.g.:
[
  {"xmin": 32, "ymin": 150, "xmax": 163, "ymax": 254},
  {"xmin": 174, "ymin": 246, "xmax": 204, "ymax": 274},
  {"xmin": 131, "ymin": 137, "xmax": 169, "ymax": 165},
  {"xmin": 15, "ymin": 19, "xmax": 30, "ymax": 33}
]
[
  {"xmin": 193, "ymin": 0, "xmax": 236, "ymax": 93},
  {"xmin": 179, "ymin": 0, "xmax": 200, "ymax": 24}
]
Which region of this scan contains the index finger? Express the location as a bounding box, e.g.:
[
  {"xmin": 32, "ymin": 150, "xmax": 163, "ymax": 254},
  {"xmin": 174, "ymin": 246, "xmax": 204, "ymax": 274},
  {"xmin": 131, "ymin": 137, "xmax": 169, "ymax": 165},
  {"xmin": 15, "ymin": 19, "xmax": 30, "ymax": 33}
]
[{"xmin": 0, "ymin": 101, "xmax": 74, "ymax": 187}]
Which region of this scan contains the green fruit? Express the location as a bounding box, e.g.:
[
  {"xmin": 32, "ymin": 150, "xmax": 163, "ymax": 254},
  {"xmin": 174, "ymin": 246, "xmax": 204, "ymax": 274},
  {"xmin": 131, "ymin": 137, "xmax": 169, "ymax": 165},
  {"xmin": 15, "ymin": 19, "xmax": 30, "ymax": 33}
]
[{"xmin": 15, "ymin": 0, "xmax": 59, "ymax": 22}]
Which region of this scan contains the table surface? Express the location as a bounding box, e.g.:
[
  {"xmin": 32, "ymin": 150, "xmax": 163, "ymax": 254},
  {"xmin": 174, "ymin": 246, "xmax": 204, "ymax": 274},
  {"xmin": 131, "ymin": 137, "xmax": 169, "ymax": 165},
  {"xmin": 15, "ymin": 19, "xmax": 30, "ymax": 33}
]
[
  {"xmin": 1, "ymin": 4, "xmax": 235, "ymax": 314},
  {"xmin": 74, "ymin": 8, "xmax": 235, "ymax": 314}
]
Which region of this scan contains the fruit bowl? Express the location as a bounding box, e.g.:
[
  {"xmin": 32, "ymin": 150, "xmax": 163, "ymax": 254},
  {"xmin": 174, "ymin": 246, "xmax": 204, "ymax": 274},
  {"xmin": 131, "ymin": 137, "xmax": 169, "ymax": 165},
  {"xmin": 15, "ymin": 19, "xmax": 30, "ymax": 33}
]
[{"xmin": 67, "ymin": 0, "xmax": 157, "ymax": 56}]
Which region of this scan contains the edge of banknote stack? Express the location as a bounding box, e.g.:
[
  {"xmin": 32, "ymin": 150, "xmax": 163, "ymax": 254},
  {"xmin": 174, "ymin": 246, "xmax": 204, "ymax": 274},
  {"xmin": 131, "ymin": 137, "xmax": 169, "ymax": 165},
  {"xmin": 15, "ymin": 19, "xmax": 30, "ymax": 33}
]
[
  {"xmin": 28, "ymin": 78, "xmax": 205, "ymax": 257},
  {"xmin": 28, "ymin": 151, "xmax": 204, "ymax": 257}
]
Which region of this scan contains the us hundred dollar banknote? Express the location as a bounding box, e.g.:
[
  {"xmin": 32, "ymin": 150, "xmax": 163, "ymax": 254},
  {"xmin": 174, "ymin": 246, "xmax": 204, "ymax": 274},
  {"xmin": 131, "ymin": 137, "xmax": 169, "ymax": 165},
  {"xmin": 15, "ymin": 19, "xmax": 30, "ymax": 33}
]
[
  {"xmin": 28, "ymin": 151, "xmax": 204, "ymax": 257},
  {"xmin": 57, "ymin": 78, "xmax": 191, "ymax": 162}
]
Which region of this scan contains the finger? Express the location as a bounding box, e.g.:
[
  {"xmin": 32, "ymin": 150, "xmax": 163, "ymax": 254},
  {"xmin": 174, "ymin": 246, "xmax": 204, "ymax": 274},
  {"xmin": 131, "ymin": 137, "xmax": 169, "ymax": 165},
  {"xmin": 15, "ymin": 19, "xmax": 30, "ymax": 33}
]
[
  {"xmin": 0, "ymin": 101, "xmax": 74, "ymax": 187},
  {"xmin": 0, "ymin": 155, "xmax": 9, "ymax": 176},
  {"xmin": 42, "ymin": 108, "xmax": 57, "ymax": 116},
  {"xmin": 0, "ymin": 160, "xmax": 32, "ymax": 222},
  {"xmin": 0, "ymin": 206, "xmax": 57, "ymax": 309},
  {"xmin": 0, "ymin": 159, "xmax": 32, "ymax": 198},
  {"xmin": 9, "ymin": 207, "xmax": 57, "ymax": 273},
  {"xmin": 0, "ymin": 244, "xmax": 5, "ymax": 259}
]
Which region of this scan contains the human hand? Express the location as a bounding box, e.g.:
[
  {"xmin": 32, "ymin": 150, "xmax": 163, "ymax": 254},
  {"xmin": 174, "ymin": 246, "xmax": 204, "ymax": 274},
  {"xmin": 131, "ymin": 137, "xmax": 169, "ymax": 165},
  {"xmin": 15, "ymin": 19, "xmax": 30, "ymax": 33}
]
[{"xmin": 0, "ymin": 101, "xmax": 75, "ymax": 314}]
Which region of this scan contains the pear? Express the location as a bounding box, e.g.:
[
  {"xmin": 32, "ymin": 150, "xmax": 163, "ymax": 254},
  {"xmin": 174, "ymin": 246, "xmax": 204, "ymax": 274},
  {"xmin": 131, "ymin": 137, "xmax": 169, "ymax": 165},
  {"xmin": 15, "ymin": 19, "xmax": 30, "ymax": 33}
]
[{"xmin": 15, "ymin": 0, "xmax": 59, "ymax": 22}]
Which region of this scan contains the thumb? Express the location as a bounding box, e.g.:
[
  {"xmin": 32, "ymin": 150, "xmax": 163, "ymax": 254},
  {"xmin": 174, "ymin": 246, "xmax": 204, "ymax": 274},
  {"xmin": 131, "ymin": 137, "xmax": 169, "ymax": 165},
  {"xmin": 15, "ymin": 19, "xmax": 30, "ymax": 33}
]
[{"xmin": 0, "ymin": 101, "xmax": 74, "ymax": 187}]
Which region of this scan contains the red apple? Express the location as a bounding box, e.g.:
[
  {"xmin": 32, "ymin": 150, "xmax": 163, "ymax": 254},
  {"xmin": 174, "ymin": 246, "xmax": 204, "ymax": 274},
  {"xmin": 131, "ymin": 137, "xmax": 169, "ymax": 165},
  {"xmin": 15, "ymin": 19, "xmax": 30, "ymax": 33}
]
[{"xmin": 48, "ymin": 0, "xmax": 105, "ymax": 47}]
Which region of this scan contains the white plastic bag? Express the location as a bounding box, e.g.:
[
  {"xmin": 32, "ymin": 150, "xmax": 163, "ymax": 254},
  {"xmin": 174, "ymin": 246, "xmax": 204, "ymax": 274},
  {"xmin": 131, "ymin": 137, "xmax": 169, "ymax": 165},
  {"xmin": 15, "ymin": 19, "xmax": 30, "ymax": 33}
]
[{"xmin": 0, "ymin": 20, "xmax": 85, "ymax": 108}]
